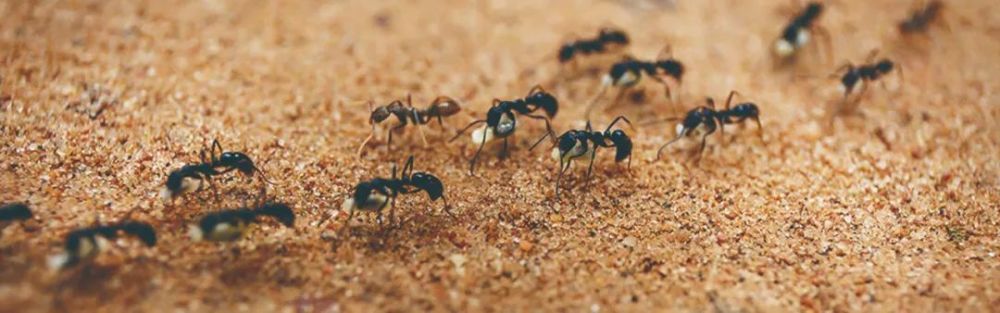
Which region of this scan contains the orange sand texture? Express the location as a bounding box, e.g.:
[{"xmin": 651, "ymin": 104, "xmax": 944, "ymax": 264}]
[{"xmin": 1, "ymin": 0, "xmax": 998, "ymax": 312}]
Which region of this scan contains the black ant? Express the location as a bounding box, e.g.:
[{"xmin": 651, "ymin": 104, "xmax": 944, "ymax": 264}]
[
  {"xmin": 558, "ymin": 27, "xmax": 630, "ymax": 64},
  {"xmin": 188, "ymin": 202, "xmax": 295, "ymax": 242},
  {"xmin": 585, "ymin": 46, "xmax": 684, "ymax": 119},
  {"xmin": 0, "ymin": 202, "xmax": 32, "ymax": 223},
  {"xmin": 450, "ymin": 86, "xmax": 558, "ymax": 175},
  {"xmin": 830, "ymin": 50, "xmax": 902, "ymax": 117},
  {"xmin": 773, "ymin": 2, "xmax": 832, "ymax": 63},
  {"xmin": 341, "ymin": 155, "xmax": 449, "ymax": 232},
  {"xmin": 899, "ymin": 1, "xmax": 944, "ymax": 34},
  {"xmin": 160, "ymin": 139, "xmax": 271, "ymax": 201},
  {"xmin": 47, "ymin": 220, "xmax": 157, "ymax": 270},
  {"xmin": 357, "ymin": 94, "xmax": 462, "ymax": 156},
  {"xmin": 531, "ymin": 116, "xmax": 634, "ymax": 199},
  {"xmin": 656, "ymin": 91, "xmax": 762, "ymax": 161}
]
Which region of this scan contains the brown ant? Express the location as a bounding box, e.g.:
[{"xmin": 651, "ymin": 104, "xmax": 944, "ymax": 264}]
[
  {"xmin": 585, "ymin": 45, "xmax": 684, "ymax": 119},
  {"xmin": 773, "ymin": 2, "xmax": 832, "ymax": 64},
  {"xmin": 655, "ymin": 91, "xmax": 762, "ymax": 161},
  {"xmin": 531, "ymin": 116, "xmax": 634, "ymax": 200},
  {"xmin": 160, "ymin": 140, "xmax": 272, "ymax": 202},
  {"xmin": 451, "ymin": 86, "xmax": 558, "ymax": 175},
  {"xmin": 357, "ymin": 94, "xmax": 462, "ymax": 156},
  {"xmin": 47, "ymin": 220, "xmax": 157, "ymax": 270}
]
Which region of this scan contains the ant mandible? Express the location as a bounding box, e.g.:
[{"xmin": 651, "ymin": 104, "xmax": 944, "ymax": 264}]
[
  {"xmin": 585, "ymin": 45, "xmax": 684, "ymax": 119},
  {"xmin": 451, "ymin": 85, "xmax": 558, "ymax": 175},
  {"xmin": 531, "ymin": 116, "xmax": 634, "ymax": 200},
  {"xmin": 356, "ymin": 94, "xmax": 462, "ymax": 156},
  {"xmin": 341, "ymin": 156, "xmax": 449, "ymax": 233},
  {"xmin": 656, "ymin": 91, "xmax": 762, "ymax": 162}
]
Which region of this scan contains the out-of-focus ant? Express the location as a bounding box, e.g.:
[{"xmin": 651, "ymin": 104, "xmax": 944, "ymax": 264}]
[
  {"xmin": 451, "ymin": 86, "xmax": 558, "ymax": 175},
  {"xmin": 655, "ymin": 91, "xmax": 762, "ymax": 161},
  {"xmin": 0, "ymin": 202, "xmax": 32, "ymax": 223},
  {"xmin": 585, "ymin": 46, "xmax": 684, "ymax": 119},
  {"xmin": 531, "ymin": 116, "xmax": 634, "ymax": 199},
  {"xmin": 899, "ymin": 1, "xmax": 944, "ymax": 34},
  {"xmin": 47, "ymin": 220, "xmax": 157, "ymax": 270},
  {"xmin": 160, "ymin": 140, "xmax": 272, "ymax": 202},
  {"xmin": 558, "ymin": 27, "xmax": 630, "ymax": 64},
  {"xmin": 188, "ymin": 202, "xmax": 295, "ymax": 242},
  {"xmin": 773, "ymin": 2, "xmax": 832, "ymax": 63},
  {"xmin": 341, "ymin": 156, "xmax": 449, "ymax": 232},
  {"xmin": 830, "ymin": 50, "xmax": 902, "ymax": 118},
  {"xmin": 357, "ymin": 95, "xmax": 462, "ymax": 156}
]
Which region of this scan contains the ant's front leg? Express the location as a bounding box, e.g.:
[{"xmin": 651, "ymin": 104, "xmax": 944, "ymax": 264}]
[
  {"xmin": 499, "ymin": 137, "xmax": 510, "ymax": 160},
  {"xmin": 468, "ymin": 127, "xmax": 489, "ymax": 175},
  {"xmin": 584, "ymin": 146, "xmax": 599, "ymax": 185}
]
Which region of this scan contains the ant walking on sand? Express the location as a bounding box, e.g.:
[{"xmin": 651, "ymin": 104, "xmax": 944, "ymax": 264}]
[
  {"xmin": 773, "ymin": 2, "xmax": 832, "ymax": 63},
  {"xmin": 531, "ymin": 116, "xmax": 634, "ymax": 200},
  {"xmin": 356, "ymin": 94, "xmax": 462, "ymax": 155},
  {"xmin": 161, "ymin": 140, "xmax": 272, "ymax": 202},
  {"xmin": 341, "ymin": 156, "xmax": 449, "ymax": 232},
  {"xmin": 585, "ymin": 45, "xmax": 684, "ymax": 119},
  {"xmin": 47, "ymin": 220, "xmax": 157, "ymax": 270},
  {"xmin": 188, "ymin": 200, "xmax": 295, "ymax": 242},
  {"xmin": 451, "ymin": 86, "xmax": 558, "ymax": 175},
  {"xmin": 899, "ymin": 1, "xmax": 945, "ymax": 34},
  {"xmin": 655, "ymin": 91, "xmax": 762, "ymax": 162},
  {"xmin": 829, "ymin": 50, "xmax": 902, "ymax": 119},
  {"xmin": 558, "ymin": 27, "xmax": 630, "ymax": 65}
]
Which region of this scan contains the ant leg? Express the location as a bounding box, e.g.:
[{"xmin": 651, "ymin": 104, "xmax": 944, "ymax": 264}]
[
  {"xmin": 356, "ymin": 124, "xmax": 376, "ymax": 157},
  {"xmin": 555, "ymin": 158, "xmax": 572, "ymax": 200},
  {"xmin": 441, "ymin": 196, "xmax": 455, "ymax": 219},
  {"xmin": 529, "ymin": 131, "xmax": 553, "ymax": 151},
  {"xmin": 499, "ymin": 137, "xmax": 509, "ymax": 160},
  {"xmin": 584, "ymin": 85, "xmax": 609, "ymax": 121},
  {"xmin": 389, "ymin": 195, "xmax": 397, "ymax": 227},
  {"xmin": 468, "ymin": 128, "xmax": 489, "ymax": 175},
  {"xmin": 693, "ymin": 131, "xmax": 711, "ymax": 164},
  {"xmin": 340, "ymin": 208, "xmax": 356, "ymax": 236},
  {"xmin": 413, "ymin": 111, "xmax": 429, "ymax": 148},
  {"xmin": 449, "ymin": 120, "xmax": 485, "ymax": 142},
  {"xmin": 608, "ymin": 88, "xmax": 628, "ymax": 110},
  {"xmin": 815, "ymin": 25, "xmax": 834, "ymax": 66},
  {"xmin": 520, "ymin": 113, "xmax": 556, "ymax": 140},
  {"xmin": 584, "ymin": 147, "xmax": 598, "ymax": 186},
  {"xmin": 656, "ymin": 135, "xmax": 684, "ymax": 161},
  {"xmin": 387, "ymin": 123, "xmax": 407, "ymax": 153},
  {"xmin": 753, "ymin": 116, "xmax": 764, "ymax": 141}
]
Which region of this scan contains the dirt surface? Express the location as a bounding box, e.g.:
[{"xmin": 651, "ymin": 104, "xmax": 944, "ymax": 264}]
[{"xmin": 1, "ymin": 0, "xmax": 998, "ymax": 312}]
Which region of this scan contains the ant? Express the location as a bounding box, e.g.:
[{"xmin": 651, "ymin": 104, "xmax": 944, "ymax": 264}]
[
  {"xmin": 531, "ymin": 116, "xmax": 634, "ymax": 199},
  {"xmin": 160, "ymin": 139, "xmax": 272, "ymax": 202},
  {"xmin": 0, "ymin": 202, "xmax": 32, "ymax": 223},
  {"xmin": 830, "ymin": 50, "xmax": 902, "ymax": 117},
  {"xmin": 585, "ymin": 46, "xmax": 684, "ymax": 119},
  {"xmin": 656, "ymin": 91, "xmax": 762, "ymax": 161},
  {"xmin": 899, "ymin": 1, "xmax": 944, "ymax": 34},
  {"xmin": 773, "ymin": 2, "xmax": 832, "ymax": 63},
  {"xmin": 188, "ymin": 201, "xmax": 295, "ymax": 242},
  {"xmin": 341, "ymin": 155, "xmax": 449, "ymax": 232},
  {"xmin": 558, "ymin": 27, "xmax": 630, "ymax": 64},
  {"xmin": 451, "ymin": 86, "xmax": 558, "ymax": 175},
  {"xmin": 47, "ymin": 220, "xmax": 157, "ymax": 270},
  {"xmin": 357, "ymin": 94, "xmax": 462, "ymax": 156}
]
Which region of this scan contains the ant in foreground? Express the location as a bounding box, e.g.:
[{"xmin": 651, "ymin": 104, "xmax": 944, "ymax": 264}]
[
  {"xmin": 356, "ymin": 94, "xmax": 462, "ymax": 156},
  {"xmin": 341, "ymin": 156, "xmax": 449, "ymax": 232},
  {"xmin": 451, "ymin": 86, "xmax": 558, "ymax": 175},
  {"xmin": 899, "ymin": 1, "xmax": 944, "ymax": 34},
  {"xmin": 830, "ymin": 50, "xmax": 902, "ymax": 118},
  {"xmin": 558, "ymin": 27, "xmax": 630, "ymax": 64},
  {"xmin": 188, "ymin": 201, "xmax": 295, "ymax": 242},
  {"xmin": 585, "ymin": 46, "xmax": 684, "ymax": 119},
  {"xmin": 161, "ymin": 139, "xmax": 272, "ymax": 202},
  {"xmin": 773, "ymin": 2, "xmax": 832, "ymax": 63},
  {"xmin": 47, "ymin": 220, "xmax": 157, "ymax": 270},
  {"xmin": 531, "ymin": 116, "xmax": 634, "ymax": 200},
  {"xmin": 656, "ymin": 91, "xmax": 762, "ymax": 161},
  {"xmin": 0, "ymin": 202, "xmax": 32, "ymax": 224}
]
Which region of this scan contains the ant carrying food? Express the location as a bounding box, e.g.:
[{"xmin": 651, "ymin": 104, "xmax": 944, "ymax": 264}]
[
  {"xmin": 0, "ymin": 202, "xmax": 32, "ymax": 223},
  {"xmin": 450, "ymin": 86, "xmax": 558, "ymax": 175},
  {"xmin": 655, "ymin": 91, "xmax": 762, "ymax": 161},
  {"xmin": 47, "ymin": 220, "xmax": 157, "ymax": 270},
  {"xmin": 830, "ymin": 50, "xmax": 902, "ymax": 118},
  {"xmin": 356, "ymin": 94, "xmax": 462, "ymax": 156},
  {"xmin": 531, "ymin": 116, "xmax": 634, "ymax": 199},
  {"xmin": 160, "ymin": 139, "xmax": 272, "ymax": 202},
  {"xmin": 899, "ymin": 1, "xmax": 944, "ymax": 34},
  {"xmin": 341, "ymin": 156, "xmax": 449, "ymax": 232},
  {"xmin": 773, "ymin": 2, "xmax": 832, "ymax": 63},
  {"xmin": 558, "ymin": 27, "xmax": 630, "ymax": 64},
  {"xmin": 188, "ymin": 202, "xmax": 295, "ymax": 242},
  {"xmin": 585, "ymin": 46, "xmax": 684, "ymax": 119}
]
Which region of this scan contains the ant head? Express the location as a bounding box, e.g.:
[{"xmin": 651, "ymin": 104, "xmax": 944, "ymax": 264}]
[
  {"xmin": 370, "ymin": 106, "xmax": 392, "ymax": 124},
  {"xmin": 527, "ymin": 90, "xmax": 558, "ymax": 117},
  {"xmin": 431, "ymin": 99, "xmax": 462, "ymax": 117},
  {"xmin": 558, "ymin": 44, "xmax": 575, "ymax": 63},
  {"xmin": 220, "ymin": 152, "xmax": 257, "ymax": 175},
  {"xmin": 410, "ymin": 172, "xmax": 444, "ymax": 201},
  {"xmin": 875, "ymin": 60, "xmax": 894, "ymax": 73},
  {"xmin": 609, "ymin": 130, "xmax": 633, "ymax": 162}
]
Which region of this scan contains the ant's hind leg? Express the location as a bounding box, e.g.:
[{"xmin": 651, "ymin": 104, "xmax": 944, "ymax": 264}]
[
  {"xmin": 468, "ymin": 130, "xmax": 489, "ymax": 175},
  {"xmin": 584, "ymin": 148, "xmax": 598, "ymax": 185},
  {"xmin": 356, "ymin": 125, "xmax": 376, "ymax": 157},
  {"xmin": 499, "ymin": 137, "xmax": 510, "ymax": 160}
]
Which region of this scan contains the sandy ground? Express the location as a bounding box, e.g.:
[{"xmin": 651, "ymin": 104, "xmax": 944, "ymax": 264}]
[{"xmin": 1, "ymin": 0, "xmax": 998, "ymax": 312}]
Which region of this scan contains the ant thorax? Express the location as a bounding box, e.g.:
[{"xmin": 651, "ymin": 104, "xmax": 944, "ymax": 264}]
[
  {"xmin": 341, "ymin": 193, "xmax": 391, "ymax": 212},
  {"xmin": 471, "ymin": 114, "xmax": 516, "ymax": 145}
]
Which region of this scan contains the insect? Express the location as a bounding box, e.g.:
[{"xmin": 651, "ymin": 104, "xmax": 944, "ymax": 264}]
[
  {"xmin": 160, "ymin": 139, "xmax": 271, "ymax": 201},
  {"xmin": 47, "ymin": 220, "xmax": 157, "ymax": 269},
  {"xmin": 188, "ymin": 202, "xmax": 295, "ymax": 242},
  {"xmin": 773, "ymin": 2, "xmax": 832, "ymax": 62},
  {"xmin": 830, "ymin": 50, "xmax": 902, "ymax": 117},
  {"xmin": 451, "ymin": 86, "xmax": 558, "ymax": 175},
  {"xmin": 899, "ymin": 1, "xmax": 944, "ymax": 34},
  {"xmin": 341, "ymin": 156, "xmax": 449, "ymax": 232},
  {"xmin": 531, "ymin": 116, "xmax": 634, "ymax": 199},
  {"xmin": 558, "ymin": 27, "xmax": 630, "ymax": 64},
  {"xmin": 356, "ymin": 94, "xmax": 463, "ymax": 156},
  {"xmin": 656, "ymin": 91, "xmax": 762, "ymax": 161},
  {"xmin": 0, "ymin": 202, "xmax": 32, "ymax": 223},
  {"xmin": 585, "ymin": 46, "xmax": 684, "ymax": 119}
]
